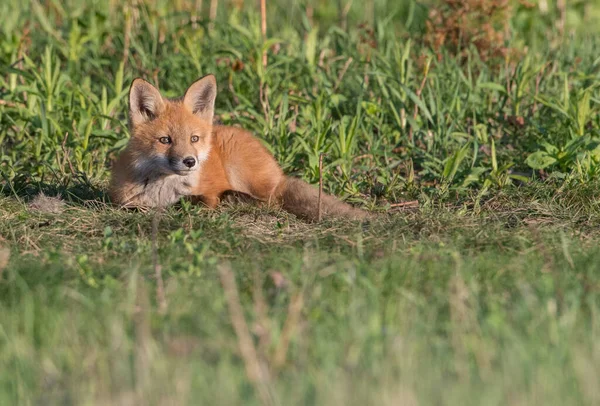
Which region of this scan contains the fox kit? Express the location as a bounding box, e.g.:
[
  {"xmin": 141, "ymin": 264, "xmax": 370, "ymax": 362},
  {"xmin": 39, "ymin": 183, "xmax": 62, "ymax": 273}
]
[{"xmin": 109, "ymin": 75, "xmax": 367, "ymax": 221}]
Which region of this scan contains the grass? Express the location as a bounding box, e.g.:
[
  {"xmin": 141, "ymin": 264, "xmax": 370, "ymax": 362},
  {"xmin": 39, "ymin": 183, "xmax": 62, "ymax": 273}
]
[
  {"xmin": 1, "ymin": 185, "xmax": 600, "ymax": 405},
  {"xmin": 1, "ymin": 0, "xmax": 600, "ymax": 404}
]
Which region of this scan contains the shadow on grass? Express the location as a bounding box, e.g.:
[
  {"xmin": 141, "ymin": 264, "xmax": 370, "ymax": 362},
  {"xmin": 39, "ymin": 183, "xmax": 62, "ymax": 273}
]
[{"xmin": 0, "ymin": 171, "xmax": 108, "ymax": 208}]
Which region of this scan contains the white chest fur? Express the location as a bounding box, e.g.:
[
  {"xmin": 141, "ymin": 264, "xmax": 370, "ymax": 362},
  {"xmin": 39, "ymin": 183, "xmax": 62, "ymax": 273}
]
[{"xmin": 128, "ymin": 171, "xmax": 199, "ymax": 207}]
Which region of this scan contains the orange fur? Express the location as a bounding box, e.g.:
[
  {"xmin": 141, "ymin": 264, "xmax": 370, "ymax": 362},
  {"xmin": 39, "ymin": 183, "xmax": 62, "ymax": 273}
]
[{"xmin": 109, "ymin": 75, "xmax": 367, "ymax": 221}]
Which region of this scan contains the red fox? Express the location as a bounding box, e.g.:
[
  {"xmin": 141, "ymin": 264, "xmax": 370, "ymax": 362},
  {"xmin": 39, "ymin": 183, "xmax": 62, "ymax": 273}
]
[{"xmin": 109, "ymin": 75, "xmax": 367, "ymax": 221}]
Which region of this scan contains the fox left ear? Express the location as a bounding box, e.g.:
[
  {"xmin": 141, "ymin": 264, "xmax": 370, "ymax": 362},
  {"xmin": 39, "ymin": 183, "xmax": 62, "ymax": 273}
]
[{"xmin": 183, "ymin": 74, "xmax": 217, "ymax": 122}]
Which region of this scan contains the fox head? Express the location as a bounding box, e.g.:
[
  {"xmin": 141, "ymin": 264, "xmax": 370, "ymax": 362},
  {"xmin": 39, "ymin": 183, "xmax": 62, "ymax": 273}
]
[{"xmin": 127, "ymin": 75, "xmax": 217, "ymax": 176}]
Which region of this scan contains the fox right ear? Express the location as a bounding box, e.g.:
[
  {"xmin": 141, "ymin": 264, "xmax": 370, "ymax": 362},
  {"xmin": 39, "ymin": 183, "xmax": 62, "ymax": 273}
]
[
  {"xmin": 183, "ymin": 74, "xmax": 217, "ymax": 122},
  {"xmin": 129, "ymin": 79, "xmax": 165, "ymax": 126}
]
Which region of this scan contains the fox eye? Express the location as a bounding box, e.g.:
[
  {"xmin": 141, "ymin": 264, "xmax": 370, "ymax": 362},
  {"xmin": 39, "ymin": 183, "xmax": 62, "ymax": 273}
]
[
  {"xmin": 190, "ymin": 135, "xmax": 200, "ymax": 143},
  {"xmin": 159, "ymin": 136, "xmax": 172, "ymax": 144}
]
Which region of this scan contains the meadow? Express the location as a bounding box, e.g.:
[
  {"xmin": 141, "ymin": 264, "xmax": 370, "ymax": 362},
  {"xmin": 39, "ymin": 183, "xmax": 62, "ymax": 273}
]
[{"xmin": 1, "ymin": 0, "xmax": 600, "ymax": 404}]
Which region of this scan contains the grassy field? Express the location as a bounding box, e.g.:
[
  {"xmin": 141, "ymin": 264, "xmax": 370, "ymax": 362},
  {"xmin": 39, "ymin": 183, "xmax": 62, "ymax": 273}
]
[{"xmin": 1, "ymin": 0, "xmax": 600, "ymax": 405}]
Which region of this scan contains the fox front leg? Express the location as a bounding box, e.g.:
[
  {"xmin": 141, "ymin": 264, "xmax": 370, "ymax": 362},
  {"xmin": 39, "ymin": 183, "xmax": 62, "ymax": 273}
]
[{"xmin": 190, "ymin": 195, "xmax": 221, "ymax": 209}]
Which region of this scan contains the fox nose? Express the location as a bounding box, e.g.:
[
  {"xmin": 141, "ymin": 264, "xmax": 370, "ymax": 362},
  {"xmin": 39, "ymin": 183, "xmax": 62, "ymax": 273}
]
[{"xmin": 182, "ymin": 157, "xmax": 196, "ymax": 168}]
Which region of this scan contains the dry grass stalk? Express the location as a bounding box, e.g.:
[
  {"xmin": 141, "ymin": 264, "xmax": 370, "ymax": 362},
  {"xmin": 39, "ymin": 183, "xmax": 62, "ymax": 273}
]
[
  {"xmin": 134, "ymin": 275, "xmax": 152, "ymax": 404},
  {"xmin": 409, "ymin": 58, "xmax": 431, "ymax": 143},
  {"xmin": 152, "ymin": 210, "xmax": 167, "ymax": 314},
  {"xmin": 191, "ymin": 0, "xmax": 203, "ymax": 29},
  {"xmin": 0, "ymin": 246, "xmax": 9, "ymax": 280},
  {"xmin": 337, "ymin": 0, "xmax": 351, "ymax": 31},
  {"xmin": 61, "ymin": 132, "xmax": 76, "ymax": 176},
  {"xmin": 209, "ymin": 0, "xmax": 218, "ymax": 31},
  {"xmin": 557, "ymin": 0, "xmax": 566, "ymax": 36},
  {"xmin": 122, "ymin": 1, "xmax": 133, "ymax": 68},
  {"xmin": 253, "ymin": 270, "xmax": 272, "ymax": 357},
  {"xmin": 259, "ymin": 81, "xmax": 270, "ymax": 124},
  {"xmin": 272, "ymin": 293, "xmax": 304, "ymax": 372},
  {"xmin": 260, "ymin": 0, "xmax": 267, "ymax": 67},
  {"xmin": 333, "ymin": 57, "xmax": 353, "ymax": 91},
  {"xmin": 317, "ymin": 153, "xmax": 324, "ymax": 222},
  {"xmin": 219, "ymin": 263, "xmax": 276, "ymax": 406},
  {"xmin": 389, "ymin": 200, "xmax": 419, "ymax": 209}
]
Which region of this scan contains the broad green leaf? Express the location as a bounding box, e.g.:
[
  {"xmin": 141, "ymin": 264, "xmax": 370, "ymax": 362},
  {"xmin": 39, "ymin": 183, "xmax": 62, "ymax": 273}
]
[{"xmin": 526, "ymin": 151, "xmax": 557, "ymax": 169}]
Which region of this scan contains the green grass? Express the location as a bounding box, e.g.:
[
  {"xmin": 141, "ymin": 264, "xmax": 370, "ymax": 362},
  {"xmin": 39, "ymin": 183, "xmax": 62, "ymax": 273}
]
[
  {"xmin": 1, "ymin": 185, "xmax": 600, "ymax": 405},
  {"xmin": 1, "ymin": 0, "xmax": 600, "ymax": 405}
]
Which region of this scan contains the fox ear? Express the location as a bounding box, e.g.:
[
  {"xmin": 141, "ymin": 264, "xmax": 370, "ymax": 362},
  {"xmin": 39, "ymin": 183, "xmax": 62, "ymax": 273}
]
[
  {"xmin": 183, "ymin": 74, "xmax": 217, "ymax": 122},
  {"xmin": 129, "ymin": 79, "xmax": 165, "ymax": 126}
]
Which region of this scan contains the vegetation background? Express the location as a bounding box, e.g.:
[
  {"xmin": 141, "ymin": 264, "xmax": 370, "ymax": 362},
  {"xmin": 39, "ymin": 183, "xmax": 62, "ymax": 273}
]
[{"xmin": 1, "ymin": 0, "xmax": 600, "ymax": 405}]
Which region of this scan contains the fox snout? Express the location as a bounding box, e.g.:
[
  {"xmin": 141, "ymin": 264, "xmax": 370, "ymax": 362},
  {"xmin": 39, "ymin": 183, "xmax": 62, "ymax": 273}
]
[
  {"xmin": 168, "ymin": 155, "xmax": 198, "ymax": 173},
  {"xmin": 183, "ymin": 157, "xmax": 196, "ymax": 168}
]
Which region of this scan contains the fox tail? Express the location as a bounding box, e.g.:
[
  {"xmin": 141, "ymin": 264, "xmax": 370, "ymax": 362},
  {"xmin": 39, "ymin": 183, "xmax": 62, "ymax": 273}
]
[{"xmin": 274, "ymin": 176, "xmax": 368, "ymax": 221}]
